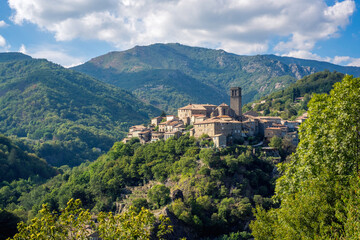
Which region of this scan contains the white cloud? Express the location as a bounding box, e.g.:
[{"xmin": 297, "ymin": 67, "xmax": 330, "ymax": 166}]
[
  {"xmin": 19, "ymin": 44, "xmax": 27, "ymax": 54},
  {"xmin": 0, "ymin": 35, "xmax": 6, "ymax": 47},
  {"xmin": 283, "ymin": 50, "xmax": 331, "ymax": 62},
  {"xmin": 26, "ymin": 47, "xmax": 85, "ymax": 67},
  {"xmin": 332, "ymin": 56, "xmax": 360, "ymax": 67},
  {"xmin": 0, "ymin": 20, "xmax": 8, "ymax": 27},
  {"xmin": 283, "ymin": 51, "xmax": 360, "ymax": 67},
  {"xmin": 8, "ymin": 0, "xmax": 356, "ymax": 55},
  {"xmin": 347, "ymin": 59, "xmax": 360, "ymax": 67}
]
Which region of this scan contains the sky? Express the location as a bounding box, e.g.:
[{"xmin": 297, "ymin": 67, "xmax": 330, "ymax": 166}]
[{"xmin": 0, "ymin": 0, "xmax": 359, "ymax": 67}]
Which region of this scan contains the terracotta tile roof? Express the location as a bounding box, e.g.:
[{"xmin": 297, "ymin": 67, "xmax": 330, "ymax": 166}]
[{"xmin": 194, "ymin": 117, "xmax": 241, "ymax": 125}]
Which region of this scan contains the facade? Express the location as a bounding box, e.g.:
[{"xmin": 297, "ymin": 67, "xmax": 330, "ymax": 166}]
[
  {"xmin": 151, "ymin": 116, "xmax": 164, "ymax": 127},
  {"xmin": 211, "ymin": 103, "xmax": 237, "ymax": 118},
  {"xmin": 264, "ymin": 126, "xmax": 288, "ymax": 140},
  {"xmin": 193, "ymin": 117, "xmax": 242, "ymax": 139},
  {"xmin": 213, "ymin": 134, "xmax": 227, "ymax": 148},
  {"xmin": 178, "ymin": 104, "xmax": 217, "ymax": 125}
]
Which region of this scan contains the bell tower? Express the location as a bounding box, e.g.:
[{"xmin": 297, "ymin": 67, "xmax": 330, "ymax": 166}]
[{"xmin": 230, "ymin": 87, "xmax": 242, "ymax": 117}]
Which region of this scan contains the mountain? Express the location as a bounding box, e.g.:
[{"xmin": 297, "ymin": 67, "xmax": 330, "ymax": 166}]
[
  {"xmin": 0, "ymin": 53, "xmax": 160, "ymax": 166},
  {"xmin": 242, "ymin": 70, "xmax": 345, "ymax": 119},
  {"xmin": 0, "ymin": 134, "xmax": 58, "ymax": 183},
  {"xmin": 72, "ymin": 43, "xmax": 360, "ymax": 113}
]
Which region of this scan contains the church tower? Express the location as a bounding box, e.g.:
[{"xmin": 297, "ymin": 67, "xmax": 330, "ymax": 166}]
[{"xmin": 230, "ymin": 87, "xmax": 242, "ymax": 117}]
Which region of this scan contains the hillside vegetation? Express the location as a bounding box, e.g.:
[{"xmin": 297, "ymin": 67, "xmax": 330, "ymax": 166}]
[
  {"xmin": 251, "ymin": 75, "xmax": 360, "ymax": 239},
  {"xmin": 0, "ymin": 134, "xmax": 57, "ymax": 183},
  {"xmin": 2, "ymin": 135, "xmax": 276, "ymax": 239},
  {"xmin": 73, "ymin": 43, "xmax": 360, "ymax": 113},
  {"xmin": 0, "ymin": 53, "xmax": 160, "ymax": 166},
  {"xmin": 243, "ymin": 71, "xmax": 345, "ymax": 120}
]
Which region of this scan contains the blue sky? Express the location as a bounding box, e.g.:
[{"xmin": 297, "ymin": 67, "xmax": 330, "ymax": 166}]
[{"xmin": 0, "ymin": 0, "xmax": 359, "ymax": 67}]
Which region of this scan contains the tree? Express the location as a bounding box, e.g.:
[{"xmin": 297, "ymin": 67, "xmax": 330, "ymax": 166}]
[
  {"xmin": 10, "ymin": 199, "xmax": 172, "ymax": 240},
  {"xmin": 97, "ymin": 206, "xmax": 172, "ymax": 240},
  {"xmin": 251, "ymin": 75, "xmax": 360, "ymax": 239},
  {"xmin": 148, "ymin": 184, "xmax": 171, "ymax": 209},
  {"xmin": 10, "ymin": 199, "xmax": 93, "ymax": 240},
  {"xmin": 268, "ymin": 136, "xmax": 282, "ymax": 149}
]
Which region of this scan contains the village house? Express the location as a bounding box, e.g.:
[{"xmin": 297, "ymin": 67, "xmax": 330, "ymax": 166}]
[
  {"xmin": 151, "ymin": 116, "xmax": 164, "ymax": 127},
  {"xmin": 193, "ymin": 116, "xmax": 242, "ymax": 138},
  {"xmin": 178, "ymin": 104, "xmax": 217, "ymax": 125},
  {"xmin": 264, "ymin": 126, "xmax": 288, "ymax": 141}
]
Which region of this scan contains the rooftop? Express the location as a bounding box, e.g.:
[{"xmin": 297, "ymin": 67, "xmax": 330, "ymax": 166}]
[{"xmin": 179, "ymin": 104, "xmax": 217, "ymax": 110}]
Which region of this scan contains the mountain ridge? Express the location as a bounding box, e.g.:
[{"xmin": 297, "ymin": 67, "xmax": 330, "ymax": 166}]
[{"xmin": 73, "ymin": 43, "xmax": 360, "ymax": 113}]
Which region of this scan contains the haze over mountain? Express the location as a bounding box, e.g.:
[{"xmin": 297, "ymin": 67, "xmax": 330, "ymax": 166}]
[
  {"xmin": 73, "ymin": 43, "xmax": 360, "ymax": 113},
  {"xmin": 0, "ymin": 53, "xmax": 160, "ymax": 166}
]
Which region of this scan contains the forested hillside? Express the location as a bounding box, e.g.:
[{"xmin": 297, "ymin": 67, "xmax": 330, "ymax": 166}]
[
  {"xmin": 0, "ymin": 53, "xmax": 160, "ymax": 166},
  {"xmin": 243, "ymin": 71, "xmax": 345, "ymax": 120},
  {"xmin": 2, "ymin": 135, "xmax": 276, "ymax": 239},
  {"xmin": 73, "ymin": 43, "xmax": 360, "ymax": 113},
  {"xmin": 0, "ymin": 134, "xmax": 57, "ymax": 183}
]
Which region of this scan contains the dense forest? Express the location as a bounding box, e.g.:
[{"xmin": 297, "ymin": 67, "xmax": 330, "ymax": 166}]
[
  {"xmin": 243, "ymin": 71, "xmax": 345, "ymax": 120},
  {"xmin": 0, "ymin": 53, "xmax": 160, "ymax": 166},
  {"xmin": 1, "ymin": 134, "xmax": 279, "ymax": 239}
]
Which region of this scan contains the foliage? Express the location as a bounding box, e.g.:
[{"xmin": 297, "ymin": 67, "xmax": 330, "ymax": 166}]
[
  {"xmin": 268, "ymin": 136, "xmax": 282, "ymax": 149},
  {"xmin": 9, "ymin": 199, "xmax": 172, "ymax": 240},
  {"xmin": 0, "ymin": 134, "xmax": 57, "ymax": 183},
  {"xmin": 97, "ymin": 206, "xmax": 172, "ymax": 240},
  {"xmin": 243, "ymin": 71, "xmax": 345, "ymax": 119},
  {"xmin": 250, "ymin": 75, "xmax": 360, "ymax": 239},
  {"xmin": 0, "ymin": 208, "xmax": 20, "ymax": 240},
  {"xmin": 10, "ymin": 199, "xmax": 93, "ymax": 240},
  {"xmin": 148, "ymin": 184, "xmax": 171, "ymax": 209},
  {"xmin": 1, "ymin": 134, "xmax": 277, "ymax": 238},
  {"xmin": 0, "ymin": 55, "xmax": 160, "ymax": 166}
]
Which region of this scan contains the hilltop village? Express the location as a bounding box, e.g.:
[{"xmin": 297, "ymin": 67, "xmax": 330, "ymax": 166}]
[{"xmin": 123, "ymin": 87, "xmax": 307, "ymax": 148}]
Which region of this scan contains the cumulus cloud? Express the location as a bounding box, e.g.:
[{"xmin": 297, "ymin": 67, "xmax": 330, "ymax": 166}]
[
  {"xmin": 0, "ymin": 35, "xmax": 6, "ymax": 47},
  {"xmin": 18, "ymin": 44, "xmax": 27, "ymax": 54},
  {"xmin": 8, "ymin": 0, "xmax": 355, "ymax": 56},
  {"xmin": 0, "ymin": 20, "xmax": 8, "ymax": 27},
  {"xmin": 332, "ymin": 56, "xmax": 360, "ymax": 67},
  {"xmin": 25, "ymin": 46, "xmax": 85, "ymax": 67},
  {"xmin": 283, "ymin": 51, "xmax": 360, "ymax": 67}
]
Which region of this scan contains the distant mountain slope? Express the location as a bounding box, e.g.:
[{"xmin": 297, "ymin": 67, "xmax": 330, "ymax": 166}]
[
  {"xmin": 0, "ymin": 134, "xmax": 57, "ymax": 182},
  {"xmin": 243, "ymin": 70, "xmax": 345, "ymax": 120},
  {"xmin": 73, "ymin": 43, "xmax": 360, "ymax": 113},
  {"xmin": 0, "ymin": 53, "xmax": 160, "ymax": 166}
]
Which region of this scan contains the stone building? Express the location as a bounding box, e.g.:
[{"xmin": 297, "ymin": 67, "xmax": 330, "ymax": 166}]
[
  {"xmin": 193, "ymin": 116, "xmax": 242, "ymax": 139},
  {"xmin": 178, "ymin": 104, "xmax": 217, "ymax": 125},
  {"xmin": 264, "ymin": 126, "xmax": 288, "ymax": 141},
  {"xmin": 211, "ymin": 103, "xmax": 237, "ymax": 118}
]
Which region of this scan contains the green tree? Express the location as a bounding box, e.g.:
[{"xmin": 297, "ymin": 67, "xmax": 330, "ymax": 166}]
[
  {"xmin": 250, "ymin": 75, "xmax": 360, "ymax": 239},
  {"xmin": 10, "ymin": 199, "xmax": 93, "ymax": 240},
  {"xmin": 10, "ymin": 199, "xmax": 172, "ymax": 240},
  {"xmin": 268, "ymin": 136, "xmax": 282, "ymax": 149},
  {"xmin": 97, "ymin": 206, "xmax": 172, "ymax": 240},
  {"xmin": 148, "ymin": 184, "xmax": 171, "ymax": 209}
]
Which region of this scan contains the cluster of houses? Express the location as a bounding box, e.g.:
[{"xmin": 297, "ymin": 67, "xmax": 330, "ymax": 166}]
[{"xmin": 123, "ymin": 87, "xmax": 308, "ymax": 148}]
